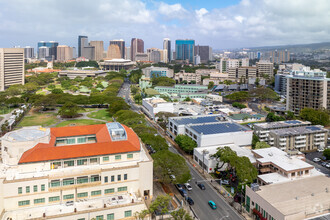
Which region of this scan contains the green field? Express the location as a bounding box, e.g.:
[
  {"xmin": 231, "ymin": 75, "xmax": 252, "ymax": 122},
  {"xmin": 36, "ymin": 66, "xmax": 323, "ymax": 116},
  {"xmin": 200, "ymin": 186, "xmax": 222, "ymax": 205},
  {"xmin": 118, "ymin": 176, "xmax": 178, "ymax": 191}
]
[
  {"xmin": 56, "ymin": 119, "xmax": 105, "ymax": 127},
  {"xmin": 0, "ymin": 107, "xmax": 15, "ymax": 115},
  {"xmin": 19, "ymin": 112, "xmax": 58, "ymax": 127},
  {"xmin": 87, "ymin": 109, "xmax": 112, "ymax": 121}
]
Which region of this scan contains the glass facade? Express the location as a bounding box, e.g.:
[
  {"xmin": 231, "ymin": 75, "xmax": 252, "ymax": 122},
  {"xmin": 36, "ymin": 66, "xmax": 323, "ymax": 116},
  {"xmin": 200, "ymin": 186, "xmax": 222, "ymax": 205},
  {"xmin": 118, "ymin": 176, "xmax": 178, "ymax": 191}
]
[{"xmin": 175, "ymin": 40, "xmax": 195, "ymax": 62}]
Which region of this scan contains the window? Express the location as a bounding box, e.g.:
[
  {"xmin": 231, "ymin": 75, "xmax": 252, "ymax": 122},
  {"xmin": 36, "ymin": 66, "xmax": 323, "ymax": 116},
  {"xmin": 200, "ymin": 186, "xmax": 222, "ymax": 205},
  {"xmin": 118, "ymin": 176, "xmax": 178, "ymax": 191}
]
[
  {"xmin": 96, "ymin": 216, "xmax": 104, "ymax": 220},
  {"xmin": 63, "ymin": 178, "xmax": 75, "ymax": 186},
  {"xmin": 26, "ymin": 186, "xmax": 30, "ymax": 193},
  {"xmin": 55, "ymin": 139, "xmax": 65, "ymax": 145},
  {"xmin": 104, "ymin": 176, "xmax": 108, "ymax": 183},
  {"xmin": 33, "ymin": 185, "xmax": 38, "ymax": 192},
  {"xmin": 91, "ymin": 175, "xmax": 100, "ymax": 182},
  {"xmin": 18, "ymin": 187, "xmax": 22, "ymax": 194},
  {"xmin": 111, "ymin": 175, "xmax": 115, "ymax": 182},
  {"xmin": 118, "ymin": 186, "xmax": 127, "ymax": 192},
  {"xmin": 115, "ymin": 155, "xmax": 121, "ymax": 160},
  {"xmin": 77, "ymin": 192, "xmax": 88, "ymax": 198},
  {"xmin": 127, "ymin": 154, "xmax": 133, "ymax": 159},
  {"xmin": 34, "ymin": 198, "xmax": 45, "ymax": 204},
  {"xmin": 125, "ymin": 210, "xmax": 132, "ymax": 217},
  {"xmin": 117, "ymin": 175, "xmax": 121, "ymax": 181},
  {"xmin": 18, "ymin": 200, "xmax": 30, "ymax": 206},
  {"xmin": 124, "ymin": 174, "xmax": 128, "ymax": 180},
  {"xmin": 77, "ymin": 176, "xmax": 89, "ymax": 184},
  {"xmin": 50, "ymin": 180, "xmax": 61, "ymax": 188},
  {"xmin": 77, "ymin": 137, "xmax": 86, "ymax": 143},
  {"xmin": 78, "ymin": 218, "xmax": 85, "ymax": 220},
  {"xmin": 103, "ymin": 156, "xmax": 109, "ymax": 162},
  {"xmin": 90, "ymin": 158, "xmax": 98, "ymax": 164},
  {"xmin": 107, "ymin": 213, "xmax": 115, "ymax": 220},
  {"xmin": 66, "ymin": 138, "xmax": 76, "ymax": 144},
  {"xmin": 77, "ymin": 159, "xmax": 87, "ymax": 166},
  {"xmin": 91, "ymin": 190, "xmax": 101, "ymax": 196},
  {"xmin": 49, "ymin": 196, "xmax": 60, "ymax": 202},
  {"xmin": 87, "ymin": 136, "xmax": 97, "ymax": 142},
  {"xmin": 64, "ymin": 160, "xmax": 74, "ymax": 167},
  {"xmin": 105, "ymin": 188, "xmax": 114, "ymax": 194},
  {"xmin": 63, "ymin": 194, "xmax": 74, "ymax": 200},
  {"xmin": 51, "ymin": 162, "xmax": 61, "ymax": 169},
  {"xmin": 41, "ymin": 184, "xmax": 45, "ymax": 191}
]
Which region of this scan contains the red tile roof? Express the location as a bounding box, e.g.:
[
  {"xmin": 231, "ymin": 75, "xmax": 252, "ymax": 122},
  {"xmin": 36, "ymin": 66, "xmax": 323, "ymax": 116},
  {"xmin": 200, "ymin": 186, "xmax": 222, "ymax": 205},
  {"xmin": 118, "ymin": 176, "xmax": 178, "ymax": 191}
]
[{"xmin": 18, "ymin": 123, "xmax": 140, "ymax": 164}]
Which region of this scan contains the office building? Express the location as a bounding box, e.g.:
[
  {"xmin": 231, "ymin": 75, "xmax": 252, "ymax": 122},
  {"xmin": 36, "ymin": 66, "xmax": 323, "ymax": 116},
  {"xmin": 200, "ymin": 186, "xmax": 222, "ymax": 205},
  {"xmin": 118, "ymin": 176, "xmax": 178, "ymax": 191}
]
[
  {"xmin": 125, "ymin": 47, "xmax": 131, "ymax": 60},
  {"xmin": 108, "ymin": 40, "xmax": 125, "ymax": 59},
  {"xmin": 163, "ymin": 38, "xmax": 171, "ymax": 63},
  {"xmin": 286, "ymin": 69, "xmax": 330, "ymax": 114},
  {"xmin": 270, "ymin": 50, "xmax": 290, "ymax": 64},
  {"xmin": 228, "ymin": 67, "xmax": 257, "ymax": 82},
  {"xmin": 131, "ymin": 38, "xmax": 144, "ymax": 61},
  {"xmin": 59, "ymin": 70, "xmax": 107, "ymax": 79},
  {"xmin": 0, "ymin": 48, "xmax": 25, "ymax": 91},
  {"xmin": 174, "ymin": 71, "xmax": 201, "ymax": 84},
  {"xmin": 142, "ymin": 97, "xmax": 174, "ymax": 119},
  {"xmin": 56, "ymin": 45, "xmax": 73, "ymax": 62},
  {"xmin": 175, "ymin": 39, "xmax": 195, "ymax": 63},
  {"xmin": 256, "ymin": 60, "xmax": 274, "ymax": 76},
  {"xmin": 135, "ymin": 53, "xmax": 149, "ymax": 62},
  {"xmin": 0, "ymin": 123, "xmax": 153, "ymax": 219},
  {"xmin": 194, "ymin": 45, "xmax": 212, "ymax": 63},
  {"xmin": 167, "ymin": 114, "xmax": 253, "ymax": 147},
  {"xmin": 246, "ymin": 175, "xmax": 330, "ymax": 220},
  {"xmin": 78, "ymin": 35, "xmax": 95, "ymax": 60},
  {"xmin": 38, "ymin": 47, "xmax": 49, "ymax": 60},
  {"xmin": 217, "ymin": 58, "xmax": 249, "ymax": 73},
  {"xmin": 37, "ymin": 41, "xmax": 58, "ymax": 61},
  {"xmin": 142, "ymin": 66, "xmax": 173, "ymax": 78},
  {"xmin": 89, "ymin": 41, "xmax": 104, "ymax": 61},
  {"xmin": 147, "ymin": 48, "xmax": 161, "ymax": 63},
  {"xmin": 78, "ymin": 35, "xmax": 88, "ymax": 57},
  {"xmin": 99, "ymin": 59, "xmax": 135, "ymax": 71},
  {"xmin": 274, "ymin": 73, "xmax": 288, "ymax": 96},
  {"xmin": 24, "ymin": 46, "xmax": 34, "ymax": 59},
  {"xmin": 154, "ymin": 84, "xmax": 208, "ymax": 101}
]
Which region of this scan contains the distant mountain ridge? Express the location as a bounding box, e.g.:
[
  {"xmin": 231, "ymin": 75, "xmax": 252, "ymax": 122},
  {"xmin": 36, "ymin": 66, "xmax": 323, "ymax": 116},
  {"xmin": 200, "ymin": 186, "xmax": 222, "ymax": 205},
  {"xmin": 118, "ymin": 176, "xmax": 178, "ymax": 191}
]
[{"xmin": 247, "ymin": 42, "xmax": 330, "ymax": 53}]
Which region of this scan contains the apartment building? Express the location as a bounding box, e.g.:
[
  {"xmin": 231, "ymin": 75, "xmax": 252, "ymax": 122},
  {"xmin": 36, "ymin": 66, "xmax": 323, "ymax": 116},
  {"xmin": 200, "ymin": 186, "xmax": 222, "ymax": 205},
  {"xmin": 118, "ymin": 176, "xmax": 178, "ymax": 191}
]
[
  {"xmin": 142, "ymin": 97, "xmax": 174, "ymax": 119},
  {"xmin": 174, "ymin": 71, "xmax": 201, "ymax": 84},
  {"xmin": 286, "ymin": 70, "xmax": 330, "ymax": 114},
  {"xmin": 216, "ymin": 58, "xmax": 249, "ymax": 73},
  {"xmin": 89, "ymin": 41, "xmax": 104, "ymax": 61},
  {"xmin": 56, "ymin": 45, "xmax": 73, "ymax": 62},
  {"xmin": 228, "ymin": 67, "xmax": 257, "ymax": 82},
  {"xmin": 256, "ymin": 60, "xmax": 274, "ymax": 76},
  {"xmin": 0, "ymin": 123, "xmax": 153, "ymax": 220},
  {"xmin": 0, "ymin": 48, "xmax": 25, "ymax": 91}
]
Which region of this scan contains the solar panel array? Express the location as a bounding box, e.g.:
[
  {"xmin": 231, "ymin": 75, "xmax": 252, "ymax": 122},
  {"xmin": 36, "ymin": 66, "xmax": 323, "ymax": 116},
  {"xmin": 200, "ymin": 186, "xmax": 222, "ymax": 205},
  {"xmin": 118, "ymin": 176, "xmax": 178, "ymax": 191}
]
[
  {"xmin": 306, "ymin": 126, "xmax": 321, "ymax": 131},
  {"xmin": 190, "ymin": 122, "xmax": 248, "ymax": 135},
  {"xmin": 174, "ymin": 116, "xmax": 220, "ymax": 125},
  {"xmin": 285, "ymin": 120, "xmax": 302, "ymax": 124}
]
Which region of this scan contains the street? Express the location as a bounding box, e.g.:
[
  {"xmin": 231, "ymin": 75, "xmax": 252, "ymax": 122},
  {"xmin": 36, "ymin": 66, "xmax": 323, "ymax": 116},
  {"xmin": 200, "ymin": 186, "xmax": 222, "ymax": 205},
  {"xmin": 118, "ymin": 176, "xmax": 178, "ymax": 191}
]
[{"xmin": 118, "ymin": 80, "xmax": 243, "ymax": 220}]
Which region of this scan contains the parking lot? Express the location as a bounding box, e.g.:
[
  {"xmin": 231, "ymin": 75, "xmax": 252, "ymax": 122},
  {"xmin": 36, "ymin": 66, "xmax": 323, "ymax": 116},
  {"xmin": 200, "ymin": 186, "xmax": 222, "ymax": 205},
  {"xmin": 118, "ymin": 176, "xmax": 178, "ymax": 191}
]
[{"xmin": 305, "ymin": 152, "xmax": 330, "ymax": 176}]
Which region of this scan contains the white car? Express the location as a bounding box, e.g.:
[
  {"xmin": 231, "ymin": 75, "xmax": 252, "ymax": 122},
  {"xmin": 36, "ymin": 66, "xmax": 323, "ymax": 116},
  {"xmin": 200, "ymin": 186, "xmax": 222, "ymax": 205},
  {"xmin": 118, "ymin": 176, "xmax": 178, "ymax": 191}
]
[
  {"xmin": 313, "ymin": 158, "xmax": 321, "ymax": 162},
  {"xmin": 184, "ymin": 183, "xmax": 192, "ymax": 191}
]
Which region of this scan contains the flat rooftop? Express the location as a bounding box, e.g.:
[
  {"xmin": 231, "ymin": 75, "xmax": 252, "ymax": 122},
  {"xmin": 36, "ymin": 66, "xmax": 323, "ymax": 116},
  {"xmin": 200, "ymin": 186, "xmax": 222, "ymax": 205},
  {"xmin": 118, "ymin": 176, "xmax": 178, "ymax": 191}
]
[
  {"xmin": 170, "ymin": 114, "xmax": 226, "ymax": 125},
  {"xmin": 255, "ymin": 175, "xmax": 330, "ymax": 217},
  {"xmin": 2, "ymin": 126, "xmax": 50, "ymax": 142},
  {"xmin": 189, "ymin": 122, "xmax": 250, "ymax": 135},
  {"xmin": 254, "ymin": 120, "xmax": 311, "ymax": 130},
  {"xmin": 253, "ymin": 147, "xmax": 313, "ymax": 171},
  {"xmin": 270, "ymin": 125, "xmax": 327, "ymax": 136}
]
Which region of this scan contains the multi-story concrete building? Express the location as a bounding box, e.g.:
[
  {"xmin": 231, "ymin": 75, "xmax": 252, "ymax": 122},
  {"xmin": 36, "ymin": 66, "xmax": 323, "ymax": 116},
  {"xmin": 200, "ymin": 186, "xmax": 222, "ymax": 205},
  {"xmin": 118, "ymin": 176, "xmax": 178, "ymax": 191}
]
[
  {"xmin": 174, "ymin": 71, "xmax": 201, "ymax": 84},
  {"xmin": 175, "ymin": 39, "xmax": 195, "ymax": 63},
  {"xmin": 0, "ymin": 48, "xmax": 25, "ymax": 91},
  {"xmin": 99, "ymin": 59, "xmax": 135, "ymax": 71},
  {"xmin": 37, "ymin": 41, "xmax": 58, "ymax": 61},
  {"xmin": 131, "ymin": 38, "xmax": 144, "ymax": 61},
  {"xmin": 256, "ymin": 60, "xmax": 274, "ymax": 76},
  {"xmin": 163, "ymin": 38, "xmax": 171, "ymax": 63},
  {"xmin": 24, "ymin": 46, "xmax": 34, "ymax": 59},
  {"xmin": 270, "ymin": 50, "xmax": 290, "ymax": 64},
  {"xmin": 135, "ymin": 53, "xmax": 149, "ymax": 62},
  {"xmin": 89, "ymin": 41, "xmax": 104, "ymax": 61},
  {"xmin": 155, "ymin": 84, "xmax": 207, "ymax": 94},
  {"xmin": 194, "ymin": 45, "xmax": 212, "ymax": 63},
  {"xmin": 56, "ymin": 45, "xmax": 73, "ymax": 62},
  {"xmin": 142, "ymin": 97, "xmax": 174, "ymax": 119},
  {"xmin": 146, "ymin": 48, "xmax": 161, "ymax": 63},
  {"xmin": 0, "ymin": 123, "xmax": 153, "ymax": 220},
  {"xmin": 125, "ymin": 47, "xmax": 131, "ymax": 60},
  {"xmin": 78, "ymin": 36, "xmax": 88, "ymax": 58},
  {"xmin": 216, "ymin": 58, "xmax": 249, "ymax": 73},
  {"xmin": 38, "ymin": 46, "xmax": 49, "ymax": 60},
  {"xmin": 108, "ymin": 40, "xmax": 125, "ymax": 60},
  {"xmin": 58, "ymin": 70, "xmax": 107, "ymax": 79},
  {"xmin": 228, "ymin": 67, "xmax": 257, "ymax": 82},
  {"xmin": 142, "ymin": 66, "xmax": 173, "ymax": 78},
  {"xmin": 286, "ymin": 70, "xmax": 330, "ymax": 114}
]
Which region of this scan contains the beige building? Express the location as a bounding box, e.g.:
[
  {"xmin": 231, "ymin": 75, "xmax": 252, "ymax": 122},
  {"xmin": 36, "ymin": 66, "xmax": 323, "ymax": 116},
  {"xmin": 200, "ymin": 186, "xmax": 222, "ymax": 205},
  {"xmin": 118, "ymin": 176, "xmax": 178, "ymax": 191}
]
[
  {"xmin": 0, "ymin": 48, "xmax": 25, "ymax": 91},
  {"xmin": 56, "ymin": 45, "xmax": 73, "ymax": 62},
  {"xmin": 246, "ymin": 175, "xmax": 330, "ymax": 220},
  {"xmin": 174, "ymin": 71, "xmax": 201, "ymax": 84},
  {"xmin": 256, "ymin": 60, "xmax": 274, "ymax": 76},
  {"xmin": 89, "ymin": 41, "xmax": 104, "ymax": 61},
  {"xmin": 228, "ymin": 67, "xmax": 257, "ymax": 82},
  {"xmin": 107, "ymin": 44, "xmax": 121, "ymax": 60},
  {"xmin": 0, "ymin": 123, "xmax": 153, "ymax": 220},
  {"xmin": 59, "ymin": 70, "xmax": 107, "ymax": 79}
]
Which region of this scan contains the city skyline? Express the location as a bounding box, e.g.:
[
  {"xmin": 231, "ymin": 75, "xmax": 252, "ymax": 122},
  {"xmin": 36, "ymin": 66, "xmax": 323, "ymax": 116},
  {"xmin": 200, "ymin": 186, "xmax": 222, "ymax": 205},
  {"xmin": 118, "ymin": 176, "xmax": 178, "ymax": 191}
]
[{"xmin": 1, "ymin": 0, "xmax": 330, "ymax": 50}]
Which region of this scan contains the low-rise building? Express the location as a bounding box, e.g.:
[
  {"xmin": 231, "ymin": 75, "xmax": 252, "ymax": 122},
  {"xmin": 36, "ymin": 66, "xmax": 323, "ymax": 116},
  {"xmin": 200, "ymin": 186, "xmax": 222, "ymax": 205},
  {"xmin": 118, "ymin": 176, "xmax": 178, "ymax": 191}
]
[
  {"xmin": 0, "ymin": 123, "xmax": 153, "ymax": 220},
  {"xmin": 174, "ymin": 71, "xmax": 201, "ymax": 84},
  {"xmin": 58, "ymin": 70, "xmax": 107, "ymax": 79},
  {"xmin": 142, "ymin": 66, "xmax": 173, "ymax": 78},
  {"xmin": 141, "ymin": 97, "xmax": 174, "ymax": 119},
  {"xmin": 229, "ymin": 113, "xmax": 265, "ymax": 123},
  {"xmin": 99, "ymin": 59, "xmax": 135, "ymax": 71},
  {"xmin": 205, "ymin": 94, "xmax": 223, "ymax": 102}
]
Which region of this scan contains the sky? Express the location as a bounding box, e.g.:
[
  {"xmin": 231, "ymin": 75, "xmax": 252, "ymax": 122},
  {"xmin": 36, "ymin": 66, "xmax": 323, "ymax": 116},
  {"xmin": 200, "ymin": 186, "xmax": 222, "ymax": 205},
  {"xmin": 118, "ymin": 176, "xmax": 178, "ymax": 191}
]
[{"xmin": 0, "ymin": 0, "xmax": 330, "ymax": 50}]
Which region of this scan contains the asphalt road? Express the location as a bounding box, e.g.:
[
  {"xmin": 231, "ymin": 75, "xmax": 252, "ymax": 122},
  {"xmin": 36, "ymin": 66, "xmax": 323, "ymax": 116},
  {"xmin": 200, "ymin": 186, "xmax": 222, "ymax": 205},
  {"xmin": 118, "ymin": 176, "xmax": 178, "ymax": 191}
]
[{"xmin": 305, "ymin": 152, "xmax": 330, "ymax": 176}]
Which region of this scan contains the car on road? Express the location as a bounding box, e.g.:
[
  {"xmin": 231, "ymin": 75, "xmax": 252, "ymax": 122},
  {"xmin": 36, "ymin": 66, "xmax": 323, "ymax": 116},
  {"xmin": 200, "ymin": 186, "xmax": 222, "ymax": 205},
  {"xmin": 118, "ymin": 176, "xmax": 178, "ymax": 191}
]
[
  {"xmin": 326, "ymin": 163, "xmax": 330, "ymax": 168},
  {"xmin": 322, "ymin": 162, "xmax": 327, "ymax": 167},
  {"xmin": 184, "ymin": 183, "xmax": 192, "ymax": 191},
  {"xmin": 186, "ymin": 197, "xmax": 194, "ymax": 205},
  {"xmin": 175, "ymin": 184, "xmax": 184, "ymax": 190},
  {"xmin": 313, "ymin": 158, "xmax": 321, "ymax": 162},
  {"xmin": 197, "ymin": 183, "xmax": 206, "ymax": 190},
  {"xmin": 170, "ymin": 174, "xmax": 176, "ymax": 181},
  {"xmin": 220, "ymin": 180, "xmax": 230, "ymax": 185},
  {"xmin": 179, "ymin": 189, "xmax": 188, "ymax": 197},
  {"xmin": 208, "ymin": 200, "xmax": 217, "ymax": 209}
]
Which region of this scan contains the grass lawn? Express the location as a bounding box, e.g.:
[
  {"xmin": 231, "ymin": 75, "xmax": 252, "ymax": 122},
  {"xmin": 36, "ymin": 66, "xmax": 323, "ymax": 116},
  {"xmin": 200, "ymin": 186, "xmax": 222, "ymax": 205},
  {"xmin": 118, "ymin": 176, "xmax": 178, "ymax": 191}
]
[
  {"xmin": 56, "ymin": 119, "xmax": 105, "ymax": 127},
  {"xmin": 36, "ymin": 90, "xmax": 47, "ymax": 95},
  {"xmin": 87, "ymin": 109, "xmax": 112, "ymax": 121},
  {"xmin": 19, "ymin": 112, "xmax": 59, "ymax": 127},
  {"xmin": 78, "ymin": 108, "xmax": 98, "ymax": 113},
  {"xmin": 0, "ymin": 107, "xmax": 15, "ymax": 115}
]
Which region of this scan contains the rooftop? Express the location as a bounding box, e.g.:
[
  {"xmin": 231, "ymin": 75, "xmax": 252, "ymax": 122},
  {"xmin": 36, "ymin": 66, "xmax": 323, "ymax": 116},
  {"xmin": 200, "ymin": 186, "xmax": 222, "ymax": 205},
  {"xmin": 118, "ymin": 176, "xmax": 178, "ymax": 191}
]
[
  {"xmin": 270, "ymin": 125, "xmax": 327, "ymax": 136},
  {"xmin": 254, "ymin": 120, "xmax": 311, "ymax": 130},
  {"xmin": 189, "ymin": 122, "xmax": 250, "ymax": 135},
  {"xmin": 170, "ymin": 114, "xmax": 226, "ymax": 125},
  {"xmin": 3, "ymin": 126, "xmax": 49, "ymax": 142},
  {"xmin": 252, "ymin": 147, "xmax": 314, "ymax": 172}
]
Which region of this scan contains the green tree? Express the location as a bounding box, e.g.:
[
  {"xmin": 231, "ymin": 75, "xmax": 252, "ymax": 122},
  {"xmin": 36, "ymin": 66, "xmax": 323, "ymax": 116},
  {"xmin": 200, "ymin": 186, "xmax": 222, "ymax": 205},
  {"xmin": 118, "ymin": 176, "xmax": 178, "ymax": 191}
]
[
  {"xmin": 34, "ymin": 95, "xmax": 56, "ymax": 110},
  {"xmin": 134, "ymin": 93, "xmax": 142, "ymax": 104},
  {"xmin": 174, "ymin": 135, "xmax": 197, "ymax": 154},
  {"xmin": 139, "ymin": 133, "xmax": 168, "ymax": 152},
  {"xmin": 223, "ymin": 80, "xmax": 233, "ymax": 85},
  {"xmin": 266, "ymin": 112, "xmax": 285, "ymax": 122},
  {"xmin": 48, "ymin": 84, "xmax": 56, "ymax": 90},
  {"xmin": 183, "ymin": 97, "xmax": 191, "ymax": 102},
  {"xmin": 211, "ymin": 146, "xmax": 239, "ymax": 171},
  {"xmin": 114, "ymin": 110, "xmax": 143, "ymax": 123},
  {"xmin": 134, "ymin": 209, "xmax": 149, "ymax": 220},
  {"xmin": 108, "ymin": 100, "xmax": 130, "ymax": 116},
  {"xmin": 24, "ymin": 82, "xmax": 39, "ymax": 93},
  {"xmin": 51, "ymin": 88, "xmax": 64, "ymax": 94},
  {"xmin": 255, "ymin": 77, "xmax": 260, "ymax": 86},
  {"xmin": 6, "ymin": 84, "xmax": 25, "ymax": 96},
  {"xmin": 299, "ymin": 108, "xmax": 330, "ymax": 126},
  {"xmin": 208, "ymin": 81, "xmax": 215, "ymax": 89},
  {"xmin": 58, "ymin": 102, "xmax": 82, "ymax": 118},
  {"xmin": 250, "ymin": 87, "xmax": 279, "ymax": 101},
  {"xmin": 232, "ymin": 102, "xmax": 246, "ymax": 109},
  {"xmin": 252, "ymin": 134, "xmax": 260, "ymax": 149},
  {"xmin": 153, "ymin": 150, "xmax": 191, "ymax": 184},
  {"xmin": 225, "ymin": 91, "xmax": 250, "ymax": 102},
  {"xmin": 149, "ymin": 195, "xmax": 171, "ymax": 219},
  {"xmin": 285, "ymin": 111, "xmax": 296, "ymax": 120},
  {"xmin": 323, "ymin": 149, "xmax": 330, "ymax": 160},
  {"xmin": 255, "ymin": 141, "xmax": 271, "ymax": 149},
  {"xmin": 171, "ymin": 208, "xmax": 194, "ymax": 220},
  {"xmin": 151, "ymin": 76, "xmax": 175, "ymax": 87}
]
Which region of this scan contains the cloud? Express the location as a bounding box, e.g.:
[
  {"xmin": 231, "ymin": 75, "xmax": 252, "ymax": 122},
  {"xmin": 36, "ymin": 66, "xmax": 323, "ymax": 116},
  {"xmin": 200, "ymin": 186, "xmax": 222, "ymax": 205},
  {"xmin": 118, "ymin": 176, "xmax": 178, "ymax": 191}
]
[{"xmin": 158, "ymin": 2, "xmax": 187, "ymax": 19}]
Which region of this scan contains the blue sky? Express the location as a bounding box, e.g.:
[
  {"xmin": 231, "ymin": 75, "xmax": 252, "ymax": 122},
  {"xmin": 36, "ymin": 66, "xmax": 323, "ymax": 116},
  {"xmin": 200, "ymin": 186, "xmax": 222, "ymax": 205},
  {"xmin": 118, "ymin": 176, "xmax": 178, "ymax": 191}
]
[{"xmin": 0, "ymin": 0, "xmax": 330, "ymax": 50}]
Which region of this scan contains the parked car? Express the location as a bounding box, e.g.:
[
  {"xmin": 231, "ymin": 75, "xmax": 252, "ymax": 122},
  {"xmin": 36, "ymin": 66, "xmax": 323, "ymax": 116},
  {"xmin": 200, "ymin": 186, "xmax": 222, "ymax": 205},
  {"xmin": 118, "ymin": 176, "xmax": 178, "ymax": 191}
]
[
  {"xmin": 326, "ymin": 163, "xmax": 330, "ymax": 168},
  {"xmin": 322, "ymin": 162, "xmax": 327, "ymax": 167},
  {"xmin": 170, "ymin": 175, "xmax": 176, "ymax": 181},
  {"xmin": 176, "ymin": 184, "xmax": 184, "ymax": 190},
  {"xmin": 313, "ymin": 158, "xmax": 321, "ymax": 162},
  {"xmin": 208, "ymin": 200, "xmax": 217, "ymax": 209},
  {"xmin": 179, "ymin": 189, "xmax": 188, "ymax": 197},
  {"xmin": 220, "ymin": 180, "xmax": 230, "ymax": 185},
  {"xmin": 186, "ymin": 197, "xmax": 194, "ymax": 205},
  {"xmin": 65, "ymin": 201, "xmax": 74, "ymax": 206},
  {"xmin": 184, "ymin": 183, "xmax": 192, "ymax": 191},
  {"xmin": 197, "ymin": 183, "xmax": 206, "ymax": 190}
]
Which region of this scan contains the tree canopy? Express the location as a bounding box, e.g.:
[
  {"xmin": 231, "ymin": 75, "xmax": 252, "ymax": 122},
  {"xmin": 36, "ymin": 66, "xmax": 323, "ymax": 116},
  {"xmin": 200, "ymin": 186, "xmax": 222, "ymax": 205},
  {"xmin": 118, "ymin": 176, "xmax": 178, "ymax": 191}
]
[
  {"xmin": 58, "ymin": 102, "xmax": 82, "ymax": 118},
  {"xmin": 299, "ymin": 108, "xmax": 330, "ymax": 126},
  {"xmin": 174, "ymin": 134, "xmax": 197, "ymax": 154},
  {"xmin": 255, "ymin": 141, "xmax": 271, "ymax": 149},
  {"xmin": 323, "ymin": 149, "xmax": 330, "ymax": 160},
  {"xmin": 225, "ymin": 91, "xmax": 249, "ymax": 102},
  {"xmin": 151, "ymin": 77, "xmax": 175, "ymax": 87}
]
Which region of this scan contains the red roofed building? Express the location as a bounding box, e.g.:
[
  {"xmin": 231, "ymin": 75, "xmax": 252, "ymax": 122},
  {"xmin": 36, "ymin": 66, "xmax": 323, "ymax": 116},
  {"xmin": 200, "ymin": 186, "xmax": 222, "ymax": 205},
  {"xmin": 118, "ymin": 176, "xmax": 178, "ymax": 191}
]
[{"xmin": 0, "ymin": 122, "xmax": 153, "ymax": 219}]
